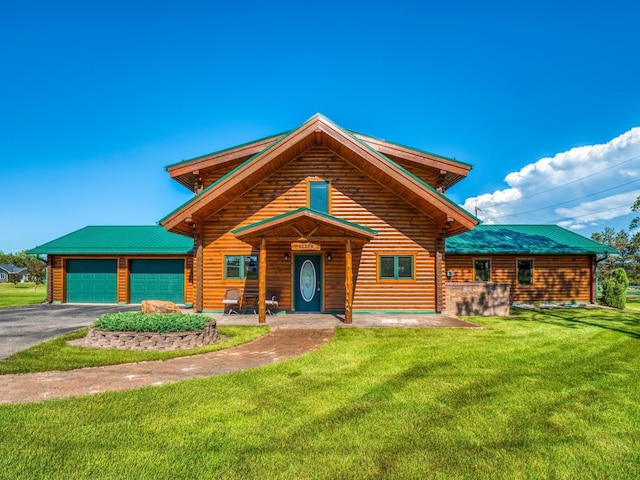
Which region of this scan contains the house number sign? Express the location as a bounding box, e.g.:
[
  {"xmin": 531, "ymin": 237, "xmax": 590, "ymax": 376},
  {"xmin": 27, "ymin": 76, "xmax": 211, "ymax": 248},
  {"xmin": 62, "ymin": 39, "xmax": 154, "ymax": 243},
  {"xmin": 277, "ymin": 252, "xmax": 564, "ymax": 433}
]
[{"xmin": 291, "ymin": 242, "xmax": 321, "ymax": 251}]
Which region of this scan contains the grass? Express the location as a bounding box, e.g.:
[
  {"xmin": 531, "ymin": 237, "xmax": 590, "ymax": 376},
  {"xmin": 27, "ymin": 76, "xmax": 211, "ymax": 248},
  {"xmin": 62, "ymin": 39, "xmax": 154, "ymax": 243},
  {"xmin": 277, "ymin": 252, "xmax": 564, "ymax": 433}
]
[
  {"xmin": 0, "ymin": 326, "xmax": 268, "ymax": 374},
  {"xmin": 0, "ymin": 282, "xmax": 46, "ymax": 307},
  {"xmin": 625, "ymin": 300, "xmax": 640, "ymax": 311},
  {"xmin": 1, "ymin": 308, "xmax": 639, "ymax": 479}
]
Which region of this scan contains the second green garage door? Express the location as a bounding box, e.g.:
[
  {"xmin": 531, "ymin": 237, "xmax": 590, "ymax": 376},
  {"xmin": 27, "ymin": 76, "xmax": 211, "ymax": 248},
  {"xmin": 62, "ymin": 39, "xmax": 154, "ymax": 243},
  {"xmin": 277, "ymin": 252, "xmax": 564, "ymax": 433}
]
[{"xmin": 129, "ymin": 259, "xmax": 185, "ymax": 304}]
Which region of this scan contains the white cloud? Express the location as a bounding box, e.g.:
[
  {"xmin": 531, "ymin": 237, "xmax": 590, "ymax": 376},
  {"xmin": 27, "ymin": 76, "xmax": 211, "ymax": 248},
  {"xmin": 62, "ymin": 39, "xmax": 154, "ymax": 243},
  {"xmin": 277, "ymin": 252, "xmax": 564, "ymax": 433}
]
[{"xmin": 463, "ymin": 127, "xmax": 640, "ymax": 231}]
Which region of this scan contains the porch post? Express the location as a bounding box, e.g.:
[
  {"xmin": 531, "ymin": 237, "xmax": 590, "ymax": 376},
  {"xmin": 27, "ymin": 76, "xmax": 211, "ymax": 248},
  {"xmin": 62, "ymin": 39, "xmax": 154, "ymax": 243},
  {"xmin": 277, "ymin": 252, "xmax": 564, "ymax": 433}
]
[
  {"xmin": 259, "ymin": 238, "xmax": 267, "ymax": 323},
  {"xmin": 195, "ymin": 233, "xmax": 203, "ymax": 312},
  {"xmin": 345, "ymin": 238, "xmax": 353, "ymax": 324},
  {"xmin": 590, "ymin": 255, "xmax": 596, "ymax": 303}
]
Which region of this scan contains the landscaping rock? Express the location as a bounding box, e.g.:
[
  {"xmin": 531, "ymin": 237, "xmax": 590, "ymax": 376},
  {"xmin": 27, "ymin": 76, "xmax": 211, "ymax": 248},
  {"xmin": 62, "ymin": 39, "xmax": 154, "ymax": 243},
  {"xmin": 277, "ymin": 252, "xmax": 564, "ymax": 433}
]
[{"xmin": 141, "ymin": 300, "xmax": 181, "ymax": 314}]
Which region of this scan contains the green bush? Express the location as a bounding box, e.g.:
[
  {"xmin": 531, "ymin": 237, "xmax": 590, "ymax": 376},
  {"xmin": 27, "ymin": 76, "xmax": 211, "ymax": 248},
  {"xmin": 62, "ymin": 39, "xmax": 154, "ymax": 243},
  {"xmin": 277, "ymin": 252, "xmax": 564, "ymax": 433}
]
[
  {"xmin": 94, "ymin": 312, "xmax": 210, "ymax": 332},
  {"xmin": 600, "ymin": 268, "xmax": 629, "ymax": 309}
]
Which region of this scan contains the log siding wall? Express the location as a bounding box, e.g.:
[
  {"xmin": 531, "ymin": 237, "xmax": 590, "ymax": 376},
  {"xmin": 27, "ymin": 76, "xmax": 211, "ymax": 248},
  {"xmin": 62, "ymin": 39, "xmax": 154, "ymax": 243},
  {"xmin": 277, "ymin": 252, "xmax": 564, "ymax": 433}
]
[
  {"xmin": 199, "ymin": 146, "xmax": 439, "ymax": 312},
  {"xmin": 445, "ymin": 254, "xmax": 595, "ymax": 303}
]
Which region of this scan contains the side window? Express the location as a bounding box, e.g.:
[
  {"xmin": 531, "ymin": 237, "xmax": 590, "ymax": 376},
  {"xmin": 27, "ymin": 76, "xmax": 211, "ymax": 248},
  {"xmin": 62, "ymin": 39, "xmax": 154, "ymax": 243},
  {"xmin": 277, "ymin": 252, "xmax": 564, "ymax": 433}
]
[
  {"xmin": 308, "ymin": 181, "xmax": 330, "ymax": 214},
  {"xmin": 224, "ymin": 255, "xmax": 258, "ymax": 280},
  {"xmin": 517, "ymin": 259, "xmax": 533, "ymax": 286},
  {"xmin": 379, "ymin": 255, "xmax": 414, "ymax": 280},
  {"xmin": 0, "ymin": 273, "xmax": 5, "ymax": 280},
  {"xmin": 474, "ymin": 259, "xmax": 491, "ymax": 282}
]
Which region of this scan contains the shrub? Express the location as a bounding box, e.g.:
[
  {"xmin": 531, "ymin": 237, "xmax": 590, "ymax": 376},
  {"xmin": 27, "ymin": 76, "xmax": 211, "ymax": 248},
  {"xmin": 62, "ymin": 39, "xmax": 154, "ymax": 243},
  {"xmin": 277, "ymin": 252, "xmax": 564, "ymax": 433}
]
[
  {"xmin": 600, "ymin": 268, "xmax": 629, "ymax": 309},
  {"xmin": 94, "ymin": 312, "xmax": 210, "ymax": 332}
]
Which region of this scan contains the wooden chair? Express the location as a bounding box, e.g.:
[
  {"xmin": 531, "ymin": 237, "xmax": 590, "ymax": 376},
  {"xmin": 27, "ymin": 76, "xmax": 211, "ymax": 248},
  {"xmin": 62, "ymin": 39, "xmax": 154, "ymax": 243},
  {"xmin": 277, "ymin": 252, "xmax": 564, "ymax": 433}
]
[
  {"xmin": 222, "ymin": 289, "xmax": 240, "ymax": 314},
  {"xmin": 265, "ymin": 290, "xmax": 279, "ymax": 315}
]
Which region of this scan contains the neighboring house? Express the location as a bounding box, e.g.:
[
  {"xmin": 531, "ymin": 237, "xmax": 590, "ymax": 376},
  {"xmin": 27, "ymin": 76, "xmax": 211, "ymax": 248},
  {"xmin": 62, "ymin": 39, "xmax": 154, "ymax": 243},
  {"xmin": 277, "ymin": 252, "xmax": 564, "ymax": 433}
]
[
  {"xmin": 0, "ymin": 264, "xmax": 28, "ymax": 283},
  {"xmin": 29, "ymin": 114, "xmax": 616, "ymax": 320}
]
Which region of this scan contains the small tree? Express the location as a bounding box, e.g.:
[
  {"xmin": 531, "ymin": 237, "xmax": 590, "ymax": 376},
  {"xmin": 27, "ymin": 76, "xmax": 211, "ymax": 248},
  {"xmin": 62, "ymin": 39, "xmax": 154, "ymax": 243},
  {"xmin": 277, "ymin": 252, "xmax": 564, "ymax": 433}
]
[
  {"xmin": 8, "ymin": 272, "xmax": 22, "ymax": 286},
  {"xmin": 600, "ymin": 268, "xmax": 629, "ymax": 309},
  {"xmin": 29, "ymin": 260, "xmax": 47, "ymax": 292}
]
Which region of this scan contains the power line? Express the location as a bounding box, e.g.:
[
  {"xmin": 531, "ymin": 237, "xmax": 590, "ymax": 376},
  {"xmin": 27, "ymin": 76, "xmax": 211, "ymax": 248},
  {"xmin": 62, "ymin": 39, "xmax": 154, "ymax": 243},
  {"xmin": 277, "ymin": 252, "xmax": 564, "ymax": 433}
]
[
  {"xmin": 489, "ymin": 179, "xmax": 640, "ymax": 220},
  {"xmin": 478, "ymin": 153, "xmax": 640, "ymax": 208}
]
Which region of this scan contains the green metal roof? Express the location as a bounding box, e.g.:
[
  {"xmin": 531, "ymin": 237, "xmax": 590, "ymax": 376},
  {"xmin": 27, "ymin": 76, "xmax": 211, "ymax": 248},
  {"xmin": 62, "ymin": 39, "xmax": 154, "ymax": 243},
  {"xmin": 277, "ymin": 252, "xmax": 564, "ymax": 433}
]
[
  {"xmin": 29, "ymin": 226, "xmax": 194, "ymax": 255},
  {"xmin": 445, "ymin": 224, "xmax": 619, "ymax": 255}
]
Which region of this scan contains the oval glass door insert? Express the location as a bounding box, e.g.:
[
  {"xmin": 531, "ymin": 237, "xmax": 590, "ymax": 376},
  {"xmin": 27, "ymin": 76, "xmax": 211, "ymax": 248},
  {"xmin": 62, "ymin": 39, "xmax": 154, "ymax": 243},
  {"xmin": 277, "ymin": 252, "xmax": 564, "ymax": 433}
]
[{"xmin": 300, "ymin": 260, "xmax": 317, "ymax": 302}]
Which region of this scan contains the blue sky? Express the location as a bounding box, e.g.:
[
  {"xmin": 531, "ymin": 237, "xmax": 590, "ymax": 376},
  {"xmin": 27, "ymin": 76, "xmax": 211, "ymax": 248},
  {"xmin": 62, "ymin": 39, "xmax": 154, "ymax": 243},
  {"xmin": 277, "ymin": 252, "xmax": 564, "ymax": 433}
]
[{"xmin": 2, "ymin": 0, "xmax": 639, "ymax": 253}]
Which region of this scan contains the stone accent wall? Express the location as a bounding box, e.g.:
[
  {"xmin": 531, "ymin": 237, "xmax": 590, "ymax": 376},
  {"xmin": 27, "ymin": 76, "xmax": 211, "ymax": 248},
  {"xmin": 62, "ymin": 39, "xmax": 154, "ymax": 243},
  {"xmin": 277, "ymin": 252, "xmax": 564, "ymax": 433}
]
[
  {"xmin": 84, "ymin": 320, "xmax": 218, "ymax": 351},
  {"xmin": 445, "ymin": 282, "xmax": 511, "ymax": 317}
]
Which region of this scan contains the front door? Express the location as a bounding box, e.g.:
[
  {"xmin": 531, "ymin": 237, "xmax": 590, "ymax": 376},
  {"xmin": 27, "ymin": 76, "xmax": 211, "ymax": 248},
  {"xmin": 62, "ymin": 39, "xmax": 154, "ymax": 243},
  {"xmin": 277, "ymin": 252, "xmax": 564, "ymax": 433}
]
[{"xmin": 294, "ymin": 254, "xmax": 322, "ymax": 312}]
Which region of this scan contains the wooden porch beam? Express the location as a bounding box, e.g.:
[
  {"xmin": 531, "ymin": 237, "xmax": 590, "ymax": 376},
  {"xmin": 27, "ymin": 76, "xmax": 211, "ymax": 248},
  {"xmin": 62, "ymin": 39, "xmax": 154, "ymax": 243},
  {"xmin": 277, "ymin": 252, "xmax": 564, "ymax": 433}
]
[
  {"xmin": 258, "ymin": 238, "xmax": 267, "ymax": 324},
  {"xmin": 435, "ymin": 234, "xmax": 445, "ymax": 313},
  {"xmin": 345, "ymin": 238, "xmax": 353, "ymax": 324}
]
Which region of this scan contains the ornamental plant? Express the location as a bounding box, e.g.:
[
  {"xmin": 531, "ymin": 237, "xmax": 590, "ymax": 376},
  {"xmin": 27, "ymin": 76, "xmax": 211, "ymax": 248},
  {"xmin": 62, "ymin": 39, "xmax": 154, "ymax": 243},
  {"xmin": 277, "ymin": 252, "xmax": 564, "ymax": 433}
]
[
  {"xmin": 600, "ymin": 268, "xmax": 629, "ymax": 310},
  {"xmin": 94, "ymin": 312, "xmax": 210, "ymax": 332}
]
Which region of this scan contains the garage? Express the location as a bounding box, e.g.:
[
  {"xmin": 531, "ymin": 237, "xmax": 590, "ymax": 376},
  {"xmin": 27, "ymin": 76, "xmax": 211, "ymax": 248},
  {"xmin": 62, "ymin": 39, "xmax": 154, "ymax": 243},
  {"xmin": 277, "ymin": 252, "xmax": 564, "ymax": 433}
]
[
  {"xmin": 129, "ymin": 259, "xmax": 185, "ymax": 304},
  {"xmin": 66, "ymin": 259, "xmax": 117, "ymax": 303}
]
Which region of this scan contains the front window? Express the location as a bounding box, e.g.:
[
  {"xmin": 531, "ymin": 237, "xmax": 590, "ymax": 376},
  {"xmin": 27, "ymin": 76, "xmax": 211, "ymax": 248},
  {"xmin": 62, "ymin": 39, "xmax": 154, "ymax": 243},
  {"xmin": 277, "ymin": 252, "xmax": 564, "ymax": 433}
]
[
  {"xmin": 0, "ymin": 273, "xmax": 5, "ymax": 280},
  {"xmin": 379, "ymin": 255, "xmax": 414, "ymax": 280},
  {"xmin": 224, "ymin": 255, "xmax": 258, "ymax": 280},
  {"xmin": 474, "ymin": 259, "xmax": 491, "ymax": 282},
  {"xmin": 517, "ymin": 259, "xmax": 533, "ymax": 286}
]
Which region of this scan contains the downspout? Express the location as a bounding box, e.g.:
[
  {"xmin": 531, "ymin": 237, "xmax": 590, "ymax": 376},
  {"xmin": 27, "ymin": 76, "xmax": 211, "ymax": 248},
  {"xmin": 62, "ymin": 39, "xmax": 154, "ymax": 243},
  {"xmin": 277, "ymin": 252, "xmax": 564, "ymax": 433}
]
[{"xmin": 595, "ymin": 253, "xmax": 609, "ymax": 303}]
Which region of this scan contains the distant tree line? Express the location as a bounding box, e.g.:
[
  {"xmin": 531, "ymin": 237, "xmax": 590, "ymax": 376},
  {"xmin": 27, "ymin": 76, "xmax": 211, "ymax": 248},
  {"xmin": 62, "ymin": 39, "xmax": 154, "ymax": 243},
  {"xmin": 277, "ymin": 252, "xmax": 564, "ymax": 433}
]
[
  {"xmin": 591, "ymin": 227, "xmax": 640, "ymax": 284},
  {"xmin": 591, "ymin": 197, "xmax": 640, "ymax": 285},
  {"xmin": 0, "ymin": 250, "xmax": 47, "ymax": 290}
]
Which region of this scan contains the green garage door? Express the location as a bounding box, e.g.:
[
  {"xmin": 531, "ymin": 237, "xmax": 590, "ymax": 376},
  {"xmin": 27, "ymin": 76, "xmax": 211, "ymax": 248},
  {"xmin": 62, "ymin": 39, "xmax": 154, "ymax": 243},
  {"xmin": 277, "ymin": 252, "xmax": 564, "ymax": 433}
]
[
  {"xmin": 129, "ymin": 259, "xmax": 184, "ymax": 304},
  {"xmin": 66, "ymin": 259, "xmax": 117, "ymax": 303}
]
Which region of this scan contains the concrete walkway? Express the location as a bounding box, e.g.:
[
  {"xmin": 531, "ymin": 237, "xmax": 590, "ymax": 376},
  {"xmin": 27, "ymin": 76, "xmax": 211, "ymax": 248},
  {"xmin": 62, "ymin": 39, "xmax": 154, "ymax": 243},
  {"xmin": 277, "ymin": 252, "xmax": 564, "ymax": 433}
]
[{"xmin": 0, "ymin": 313, "xmax": 480, "ymax": 405}]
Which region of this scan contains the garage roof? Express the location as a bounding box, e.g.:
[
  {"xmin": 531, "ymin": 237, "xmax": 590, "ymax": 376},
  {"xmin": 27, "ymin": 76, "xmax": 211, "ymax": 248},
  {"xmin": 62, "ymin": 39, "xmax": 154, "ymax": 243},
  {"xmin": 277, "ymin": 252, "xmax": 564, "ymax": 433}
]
[
  {"xmin": 29, "ymin": 226, "xmax": 193, "ymax": 255},
  {"xmin": 445, "ymin": 225, "xmax": 618, "ymax": 255}
]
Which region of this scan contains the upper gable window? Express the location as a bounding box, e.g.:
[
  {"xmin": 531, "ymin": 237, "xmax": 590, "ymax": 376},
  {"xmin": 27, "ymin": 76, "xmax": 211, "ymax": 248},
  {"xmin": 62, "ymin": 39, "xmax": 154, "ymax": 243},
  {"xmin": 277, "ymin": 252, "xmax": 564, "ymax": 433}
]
[{"xmin": 308, "ymin": 181, "xmax": 330, "ymax": 214}]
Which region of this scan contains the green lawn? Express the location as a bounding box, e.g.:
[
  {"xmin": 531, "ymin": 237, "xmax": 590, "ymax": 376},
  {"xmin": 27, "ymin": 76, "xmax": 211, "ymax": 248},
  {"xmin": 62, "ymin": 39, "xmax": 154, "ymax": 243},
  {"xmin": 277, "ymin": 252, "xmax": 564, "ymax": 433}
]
[
  {"xmin": 0, "ymin": 282, "xmax": 46, "ymax": 307},
  {"xmin": 0, "ymin": 326, "xmax": 269, "ymax": 374},
  {"xmin": 625, "ymin": 300, "xmax": 640, "ymax": 311},
  {"xmin": 1, "ymin": 308, "xmax": 639, "ymax": 479}
]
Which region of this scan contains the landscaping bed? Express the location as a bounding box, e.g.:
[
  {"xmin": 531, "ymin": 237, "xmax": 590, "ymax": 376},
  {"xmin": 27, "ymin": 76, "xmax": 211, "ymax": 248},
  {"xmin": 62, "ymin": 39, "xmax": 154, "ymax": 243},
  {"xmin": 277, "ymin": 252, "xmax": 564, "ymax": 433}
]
[{"xmin": 81, "ymin": 312, "xmax": 218, "ymax": 351}]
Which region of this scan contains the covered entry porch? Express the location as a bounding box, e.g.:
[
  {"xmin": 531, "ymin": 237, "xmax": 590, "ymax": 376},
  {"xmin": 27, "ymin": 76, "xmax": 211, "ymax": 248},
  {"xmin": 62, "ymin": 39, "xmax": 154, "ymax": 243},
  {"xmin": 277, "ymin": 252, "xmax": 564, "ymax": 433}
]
[{"xmin": 229, "ymin": 208, "xmax": 377, "ymax": 324}]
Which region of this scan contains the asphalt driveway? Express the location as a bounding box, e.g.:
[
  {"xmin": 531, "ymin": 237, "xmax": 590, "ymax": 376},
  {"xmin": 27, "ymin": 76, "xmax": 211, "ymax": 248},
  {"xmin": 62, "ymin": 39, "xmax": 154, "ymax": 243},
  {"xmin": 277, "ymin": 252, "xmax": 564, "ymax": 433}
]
[{"xmin": 0, "ymin": 304, "xmax": 138, "ymax": 360}]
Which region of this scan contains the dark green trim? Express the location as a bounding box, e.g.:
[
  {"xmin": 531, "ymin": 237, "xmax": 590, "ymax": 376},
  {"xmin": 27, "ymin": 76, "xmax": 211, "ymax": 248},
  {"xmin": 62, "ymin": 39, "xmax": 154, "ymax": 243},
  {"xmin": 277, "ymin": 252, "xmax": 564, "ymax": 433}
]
[
  {"xmin": 159, "ymin": 113, "xmax": 479, "ymax": 226},
  {"xmin": 321, "ymin": 116, "xmax": 479, "ymax": 223},
  {"xmin": 346, "ymin": 128, "xmax": 473, "ymax": 169},
  {"xmin": 159, "ymin": 127, "xmax": 302, "ymax": 225},
  {"xmin": 231, "ymin": 207, "xmax": 378, "ymax": 236},
  {"xmin": 164, "ymin": 131, "xmax": 289, "ymax": 170}
]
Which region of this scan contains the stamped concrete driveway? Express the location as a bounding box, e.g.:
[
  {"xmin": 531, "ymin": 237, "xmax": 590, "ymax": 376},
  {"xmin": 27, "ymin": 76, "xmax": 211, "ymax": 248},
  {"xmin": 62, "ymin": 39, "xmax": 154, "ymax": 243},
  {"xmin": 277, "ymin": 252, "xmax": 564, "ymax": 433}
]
[{"xmin": 0, "ymin": 304, "xmax": 138, "ymax": 360}]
